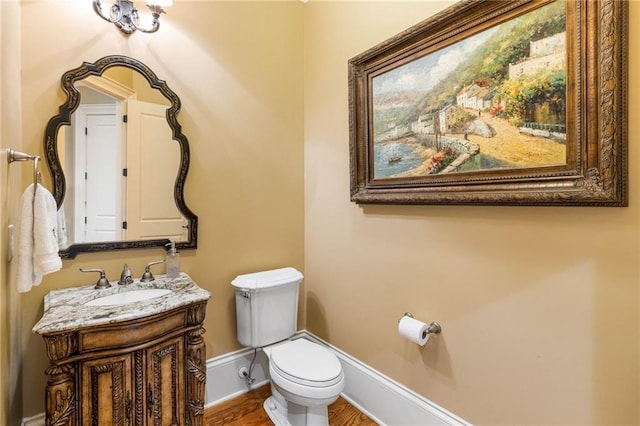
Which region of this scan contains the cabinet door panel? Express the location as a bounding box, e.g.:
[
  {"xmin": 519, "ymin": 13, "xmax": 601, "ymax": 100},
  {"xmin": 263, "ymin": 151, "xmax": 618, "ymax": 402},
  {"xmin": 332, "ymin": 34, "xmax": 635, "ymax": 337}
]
[
  {"xmin": 146, "ymin": 336, "xmax": 185, "ymax": 426},
  {"xmin": 81, "ymin": 353, "xmax": 133, "ymax": 426}
]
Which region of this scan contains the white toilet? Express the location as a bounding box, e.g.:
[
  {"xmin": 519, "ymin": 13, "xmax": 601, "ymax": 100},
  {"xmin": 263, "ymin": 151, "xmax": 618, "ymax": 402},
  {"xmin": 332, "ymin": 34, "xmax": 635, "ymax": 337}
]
[{"xmin": 232, "ymin": 267, "xmax": 345, "ymax": 426}]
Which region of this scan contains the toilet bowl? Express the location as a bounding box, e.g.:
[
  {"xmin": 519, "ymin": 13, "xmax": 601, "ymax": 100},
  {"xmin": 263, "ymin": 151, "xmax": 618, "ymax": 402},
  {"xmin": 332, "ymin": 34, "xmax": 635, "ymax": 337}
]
[{"xmin": 262, "ymin": 338, "xmax": 344, "ymax": 426}]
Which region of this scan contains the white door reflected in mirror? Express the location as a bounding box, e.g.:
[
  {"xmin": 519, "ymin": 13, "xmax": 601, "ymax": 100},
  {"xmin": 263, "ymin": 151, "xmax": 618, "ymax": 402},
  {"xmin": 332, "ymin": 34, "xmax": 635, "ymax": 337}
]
[
  {"xmin": 126, "ymin": 99, "xmax": 186, "ymax": 241},
  {"xmin": 73, "ymin": 102, "xmax": 120, "ymax": 242}
]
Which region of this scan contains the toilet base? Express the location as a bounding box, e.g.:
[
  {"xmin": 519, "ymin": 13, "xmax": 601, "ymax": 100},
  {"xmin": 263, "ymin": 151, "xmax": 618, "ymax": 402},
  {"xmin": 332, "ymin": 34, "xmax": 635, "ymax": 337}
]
[
  {"xmin": 263, "ymin": 384, "xmax": 331, "ymax": 426},
  {"xmin": 264, "ymin": 395, "xmax": 289, "ymax": 426},
  {"xmin": 287, "ymin": 402, "xmax": 330, "ymax": 426}
]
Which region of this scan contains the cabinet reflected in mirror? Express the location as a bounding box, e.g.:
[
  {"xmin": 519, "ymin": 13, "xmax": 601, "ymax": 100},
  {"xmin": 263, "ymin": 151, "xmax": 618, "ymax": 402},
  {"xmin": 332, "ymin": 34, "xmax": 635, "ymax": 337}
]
[{"xmin": 45, "ymin": 56, "xmax": 197, "ymax": 259}]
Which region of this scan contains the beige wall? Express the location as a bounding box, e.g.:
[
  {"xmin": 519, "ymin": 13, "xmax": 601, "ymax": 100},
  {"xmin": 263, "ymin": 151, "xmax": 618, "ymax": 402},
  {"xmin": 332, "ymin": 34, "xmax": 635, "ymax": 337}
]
[
  {"xmin": 2, "ymin": 1, "xmax": 24, "ymax": 424},
  {"xmin": 304, "ymin": 1, "xmax": 639, "ymax": 425},
  {"xmin": 16, "ymin": 0, "xmax": 304, "ymax": 418},
  {"xmin": 4, "ymin": 1, "xmax": 639, "ymax": 424}
]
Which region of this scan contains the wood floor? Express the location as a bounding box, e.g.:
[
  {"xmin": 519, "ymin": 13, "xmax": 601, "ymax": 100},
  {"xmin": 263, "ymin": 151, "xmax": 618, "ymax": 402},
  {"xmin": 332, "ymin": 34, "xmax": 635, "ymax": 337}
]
[{"xmin": 204, "ymin": 384, "xmax": 378, "ymax": 426}]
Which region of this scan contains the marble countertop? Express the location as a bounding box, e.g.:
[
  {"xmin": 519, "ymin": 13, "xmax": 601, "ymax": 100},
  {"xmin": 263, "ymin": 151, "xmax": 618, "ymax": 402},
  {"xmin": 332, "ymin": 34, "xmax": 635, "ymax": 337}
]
[{"xmin": 32, "ymin": 272, "xmax": 211, "ymax": 335}]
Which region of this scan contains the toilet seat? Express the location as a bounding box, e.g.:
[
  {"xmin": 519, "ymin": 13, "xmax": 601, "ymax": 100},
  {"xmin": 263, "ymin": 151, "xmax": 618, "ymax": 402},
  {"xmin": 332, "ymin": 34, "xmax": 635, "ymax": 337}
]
[{"xmin": 270, "ymin": 339, "xmax": 343, "ymax": 388}]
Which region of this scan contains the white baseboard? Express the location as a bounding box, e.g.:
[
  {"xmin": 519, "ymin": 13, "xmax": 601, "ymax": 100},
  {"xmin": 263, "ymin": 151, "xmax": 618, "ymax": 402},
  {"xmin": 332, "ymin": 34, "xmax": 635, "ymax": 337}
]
[
  {"xmin": 204, "ymin": 344, "xmax": 270, "ymax": 408},
  {"xmin": 300, "ymin": 332, "xmax": 470, "ymax": 426},
  {"xmin": 21, "ymin": 413, "xmax": 44, "ymax": 426},
  {"xmin": 23, "ymin": 330, "xmax": 470, "ymax": 426}
]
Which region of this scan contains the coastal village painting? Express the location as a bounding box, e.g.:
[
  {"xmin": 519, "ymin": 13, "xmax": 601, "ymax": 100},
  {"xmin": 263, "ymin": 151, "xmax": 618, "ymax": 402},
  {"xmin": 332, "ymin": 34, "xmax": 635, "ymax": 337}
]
[{"xmin": 372, "ymin": 0, "xmax": 567, "ymax": 179}]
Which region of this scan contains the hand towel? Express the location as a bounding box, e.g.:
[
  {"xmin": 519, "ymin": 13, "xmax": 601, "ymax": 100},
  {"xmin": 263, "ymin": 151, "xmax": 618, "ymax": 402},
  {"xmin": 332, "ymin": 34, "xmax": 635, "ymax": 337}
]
[
  {"xmin": 15, "ymin": 183, "xmax": 62, "ymax": 293},
  {"xmin": 56, "ymin": 207, "xmax": 69, "ymax": 250},
  {"xmin": 15, "ymin": 184, "xmax": 36, "ymax": 292}
]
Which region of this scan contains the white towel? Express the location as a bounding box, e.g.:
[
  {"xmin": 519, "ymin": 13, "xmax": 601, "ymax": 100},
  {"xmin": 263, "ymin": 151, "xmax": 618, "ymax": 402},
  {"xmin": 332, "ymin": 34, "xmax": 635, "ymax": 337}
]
[
  {"xmin": 56, "ymin": 207, "xmax": 69, "ymax": 250},
  {"xmin": 15, "ymin": 183, "xmax": 62, "ymax": 293}
]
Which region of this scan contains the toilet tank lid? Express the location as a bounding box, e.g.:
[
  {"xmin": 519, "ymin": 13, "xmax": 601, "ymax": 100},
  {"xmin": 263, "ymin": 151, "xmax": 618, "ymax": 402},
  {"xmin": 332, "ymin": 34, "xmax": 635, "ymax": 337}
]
[{"xmin": 231, "ymin": 267, "xmax": 303, "ymax": 290}]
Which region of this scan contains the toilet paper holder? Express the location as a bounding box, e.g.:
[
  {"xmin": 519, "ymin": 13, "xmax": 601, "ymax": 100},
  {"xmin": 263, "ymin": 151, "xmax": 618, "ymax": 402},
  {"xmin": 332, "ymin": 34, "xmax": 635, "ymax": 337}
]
[{"xmin": 399, "ymin": 312, "xmax": 442, "ymax": 335}]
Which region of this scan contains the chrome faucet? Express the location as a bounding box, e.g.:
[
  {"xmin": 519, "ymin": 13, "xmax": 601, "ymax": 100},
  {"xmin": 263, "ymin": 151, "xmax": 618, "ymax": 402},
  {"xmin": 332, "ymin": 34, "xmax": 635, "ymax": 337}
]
[{"xmin": 118, "ymin": 264, "xmax": 134, "ymax": 285}]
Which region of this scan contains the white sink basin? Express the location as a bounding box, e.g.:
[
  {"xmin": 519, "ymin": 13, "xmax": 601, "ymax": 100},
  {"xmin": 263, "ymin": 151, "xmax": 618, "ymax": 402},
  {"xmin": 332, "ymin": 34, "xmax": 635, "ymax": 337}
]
[{"xmin": 84, "ymin": 289, "xmax": 172, "ymax": 307}]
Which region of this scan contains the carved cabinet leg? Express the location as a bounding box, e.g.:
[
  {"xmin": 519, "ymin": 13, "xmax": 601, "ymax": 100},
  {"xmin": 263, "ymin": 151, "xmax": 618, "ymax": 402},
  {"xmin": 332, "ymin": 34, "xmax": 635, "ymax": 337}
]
[
  {"xmin": 184, "ymin": 302, "xmax": 207, "ymax": 426},
  {"xmin": 44, "ymin": 364, "xmax": 76, "ymax": 426},
  {"xmin": 185, "ymin": 327, "xmax": 206, "ymax": 426}
]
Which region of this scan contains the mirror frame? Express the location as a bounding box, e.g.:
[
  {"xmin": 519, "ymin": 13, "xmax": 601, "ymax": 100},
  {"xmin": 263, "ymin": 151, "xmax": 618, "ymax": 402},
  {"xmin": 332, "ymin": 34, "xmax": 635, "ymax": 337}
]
[{"xmin": 44, "ymin": 55, "xmax": 198, "ymax": 259}]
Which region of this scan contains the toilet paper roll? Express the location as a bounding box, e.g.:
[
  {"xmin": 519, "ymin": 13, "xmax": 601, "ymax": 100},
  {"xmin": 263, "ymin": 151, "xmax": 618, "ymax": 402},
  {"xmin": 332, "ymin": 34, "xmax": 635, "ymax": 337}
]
[{"xmin": 398, "ymin": 315, "xmax": 429, "ymax": 346}]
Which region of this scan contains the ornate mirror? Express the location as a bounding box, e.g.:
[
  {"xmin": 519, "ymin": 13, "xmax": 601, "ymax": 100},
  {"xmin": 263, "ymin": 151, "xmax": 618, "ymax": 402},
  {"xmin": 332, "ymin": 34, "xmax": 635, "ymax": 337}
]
[{"xmin": 44, "ymin": 55, "xmax": 197, "ymax": 259}]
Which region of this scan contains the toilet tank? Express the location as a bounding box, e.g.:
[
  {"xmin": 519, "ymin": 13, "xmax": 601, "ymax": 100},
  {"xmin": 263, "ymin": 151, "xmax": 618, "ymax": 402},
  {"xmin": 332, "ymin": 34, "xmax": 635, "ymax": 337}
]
[{"xmin": 231, "ymin": 267, "xmax": 303, "ymax": 348}]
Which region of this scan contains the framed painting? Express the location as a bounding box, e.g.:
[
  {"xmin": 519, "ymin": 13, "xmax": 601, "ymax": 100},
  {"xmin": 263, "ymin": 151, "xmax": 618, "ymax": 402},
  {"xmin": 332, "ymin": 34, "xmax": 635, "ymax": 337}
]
[{"xmin": 348, "ymin": 0, "xmax": 627, "ymax": 206}]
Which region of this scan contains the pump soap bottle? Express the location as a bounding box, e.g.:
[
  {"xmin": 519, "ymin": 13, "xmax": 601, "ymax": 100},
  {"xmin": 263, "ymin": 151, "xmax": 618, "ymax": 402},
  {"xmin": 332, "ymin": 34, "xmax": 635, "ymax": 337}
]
[{"xmin": 165, "ymin": 241, "xmax": 180, "ymax": 278}]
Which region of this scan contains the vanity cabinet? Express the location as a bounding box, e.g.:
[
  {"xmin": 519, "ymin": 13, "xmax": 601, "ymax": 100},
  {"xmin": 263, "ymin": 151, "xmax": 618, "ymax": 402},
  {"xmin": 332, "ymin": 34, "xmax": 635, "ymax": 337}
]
[
  {"xmin": 33, "ymin": 275, "xmax": 210, "ymax": 426},
  {"xmin": 42, "ymin": 303, "xmax": 205, "ymax": 426}
]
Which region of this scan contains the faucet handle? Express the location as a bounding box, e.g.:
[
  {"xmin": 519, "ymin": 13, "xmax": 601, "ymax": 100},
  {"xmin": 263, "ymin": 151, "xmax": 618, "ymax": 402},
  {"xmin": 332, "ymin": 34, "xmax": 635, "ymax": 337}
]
[
  {"xmin": 80, "ymin": 268, "xmax": 111, "ymax": 290},
  {"xmin": 140, "ymin": 259, "xmax": 165, "ymax": 282}
]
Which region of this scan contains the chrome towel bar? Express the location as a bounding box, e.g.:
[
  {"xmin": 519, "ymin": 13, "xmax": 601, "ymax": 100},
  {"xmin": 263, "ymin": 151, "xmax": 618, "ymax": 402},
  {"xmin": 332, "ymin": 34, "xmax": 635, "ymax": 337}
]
[{"xmin": 7, "ymin": 148, "xmax": 41, "ymax": 187}]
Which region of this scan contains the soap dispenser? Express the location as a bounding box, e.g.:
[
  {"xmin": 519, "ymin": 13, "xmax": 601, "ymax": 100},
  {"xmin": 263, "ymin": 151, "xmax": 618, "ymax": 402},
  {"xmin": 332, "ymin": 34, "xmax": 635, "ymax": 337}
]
[{"xmin": 165, "ymin": 241, "xmax": 180, "ymax": 279}]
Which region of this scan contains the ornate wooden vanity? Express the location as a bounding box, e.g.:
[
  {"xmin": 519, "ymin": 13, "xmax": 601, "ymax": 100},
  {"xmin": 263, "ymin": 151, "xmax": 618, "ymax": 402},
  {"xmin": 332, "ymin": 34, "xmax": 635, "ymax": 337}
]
[{"xmin": 33, "ymin": 273, "xmax": 210, "ymax": 426}]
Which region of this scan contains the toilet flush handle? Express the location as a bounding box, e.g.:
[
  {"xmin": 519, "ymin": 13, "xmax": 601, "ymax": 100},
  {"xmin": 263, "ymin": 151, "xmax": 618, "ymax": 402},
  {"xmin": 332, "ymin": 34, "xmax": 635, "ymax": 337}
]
[{"xmin": 239, "ymin": 289, "xmax": 250, "ymax": 299}]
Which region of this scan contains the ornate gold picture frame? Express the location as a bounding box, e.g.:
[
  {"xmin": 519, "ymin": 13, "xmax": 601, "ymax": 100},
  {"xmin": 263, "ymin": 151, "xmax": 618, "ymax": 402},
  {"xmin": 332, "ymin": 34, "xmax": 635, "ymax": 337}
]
[{"xmin": 349, "ymin": 0, "xmax": 627, "ymax": 206}]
